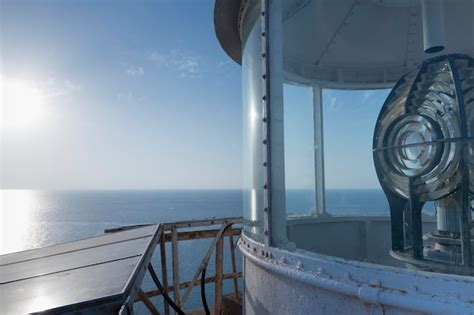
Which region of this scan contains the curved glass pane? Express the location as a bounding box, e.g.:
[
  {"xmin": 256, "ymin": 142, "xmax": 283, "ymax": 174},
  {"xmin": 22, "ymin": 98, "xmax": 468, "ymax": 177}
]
[
  {"xmin": 242, "ymin": 0, "xmax": 264, "ymax": 242},
  {"xmin": 323, "ymin": 89, "xmax": 391, "ymax": 216},
  {"xmin": 284, "ymin": 84, "xmax": 316, "ymax": 217}
]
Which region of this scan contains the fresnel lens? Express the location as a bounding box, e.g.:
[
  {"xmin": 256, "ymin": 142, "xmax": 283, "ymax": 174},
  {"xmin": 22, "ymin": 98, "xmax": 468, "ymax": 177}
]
[{"xmin": 373, "ymin": 55, "xmax": 474, "ymax": 275}]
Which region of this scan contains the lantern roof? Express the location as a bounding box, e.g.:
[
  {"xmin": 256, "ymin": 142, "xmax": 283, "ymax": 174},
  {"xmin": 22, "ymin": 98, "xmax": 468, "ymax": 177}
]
[{"xmin": 214, "ymin": 0, "xmax": 474, "ymax": 87}]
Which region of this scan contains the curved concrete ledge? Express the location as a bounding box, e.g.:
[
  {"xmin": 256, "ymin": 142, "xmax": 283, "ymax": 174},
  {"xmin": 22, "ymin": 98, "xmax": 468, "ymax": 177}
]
[{"xmin": 239, "ymin": 233, "xmax": 474, "ymax": 314}]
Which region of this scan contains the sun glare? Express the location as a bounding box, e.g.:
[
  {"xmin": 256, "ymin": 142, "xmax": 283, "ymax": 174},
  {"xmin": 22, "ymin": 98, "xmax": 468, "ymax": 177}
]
[{"xmin": 1, "ymin": 77, "xmax": 46, "ymax": 130}]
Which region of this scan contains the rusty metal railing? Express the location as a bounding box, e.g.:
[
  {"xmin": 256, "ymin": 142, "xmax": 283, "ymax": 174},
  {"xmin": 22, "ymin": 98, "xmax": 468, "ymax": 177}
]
[{"xmin": 131, "ymin": 217, "xmax": 242, "ymax": 314}]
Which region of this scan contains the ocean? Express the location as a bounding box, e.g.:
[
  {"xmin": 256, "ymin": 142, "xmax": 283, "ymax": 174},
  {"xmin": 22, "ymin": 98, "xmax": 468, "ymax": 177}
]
[
  {"xmin": 1, "ymin": 189, "xmax": 396, "ymax": 312},
  {"xmin": 1, "ymin": 189, "xmax": 394, "ymax": 255}
]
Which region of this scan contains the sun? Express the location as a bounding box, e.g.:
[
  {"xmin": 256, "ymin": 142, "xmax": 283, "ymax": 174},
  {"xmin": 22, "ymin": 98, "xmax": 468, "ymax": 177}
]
[{"xmin": 1, "ymin": 76, "xmax": 45, "ymax": 130}]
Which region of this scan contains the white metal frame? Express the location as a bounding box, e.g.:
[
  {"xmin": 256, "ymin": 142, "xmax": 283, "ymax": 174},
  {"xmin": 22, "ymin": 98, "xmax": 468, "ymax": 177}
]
[
  {"xmin": 312, "ymin": 85, "xmax": 326, "ymax": 215},
  {"xmin": 261, "ymin": 0, "xmax": 288, "ymax": 247}
]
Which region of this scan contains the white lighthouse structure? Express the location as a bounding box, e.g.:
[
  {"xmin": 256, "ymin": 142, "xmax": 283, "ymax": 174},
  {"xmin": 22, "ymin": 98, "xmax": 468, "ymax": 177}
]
[{"xmin": 214, "ymin": 0, "xmax": 474, "ymax": 313}]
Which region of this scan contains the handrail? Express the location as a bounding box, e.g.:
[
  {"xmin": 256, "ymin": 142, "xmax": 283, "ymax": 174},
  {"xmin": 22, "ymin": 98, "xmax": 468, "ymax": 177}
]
[{"xmin": 121, "ymin": 217, "xmax": 243, "ymax": 315}]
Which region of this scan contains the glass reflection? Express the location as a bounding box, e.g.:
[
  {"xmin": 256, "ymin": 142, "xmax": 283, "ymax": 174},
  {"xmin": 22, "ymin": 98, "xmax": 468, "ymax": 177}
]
[{"xmin": 242, "ymin": 0, "xmax": 264, "ymax": 241}]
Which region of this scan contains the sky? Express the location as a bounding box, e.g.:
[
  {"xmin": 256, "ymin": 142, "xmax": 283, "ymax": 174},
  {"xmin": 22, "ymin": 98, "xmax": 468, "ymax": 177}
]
[
  {"xmin": 283, "ymin": 85, "xmax": 390, "ymax": 189},
  {"xmin": 1, "ymin": 0, "xmax": 242, "ymax": 189},
  {"xmin": 0, "ymin": 0, "xmax": 389, "ymax": 190}
]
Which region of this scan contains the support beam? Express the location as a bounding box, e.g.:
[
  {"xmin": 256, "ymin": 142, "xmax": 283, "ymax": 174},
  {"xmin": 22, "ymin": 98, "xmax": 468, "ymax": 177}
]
[
  {"xmin": 163, "ymin": 228, "xmax": 241, "ymax": 242},
  {"xmin": 229, "ymin": 235, "xmax": 240, "ymax": 299},
  {"xmin": 312, "ymin": 85, "xmax": 326, "ymax": 215},
  {"xmin": 160, "ymin": 230, "xmax": 170, "ymax": 315},
  {"xmin": 136, "ymin": 272, "xmax": 242, "ymax": 300},
  {"xmin": 138, "ymin": 289, "xmax": 161, "ymax": 315},
  {"xmin": 421, "ymin": 0, "xmax": 445, "ymax": 53},
  {"xmin": 262, "ymin": 0, "xmax": 288, "ymax": 247},
  {"xmin": 171, "ymin": 227, "xmax": 180, "ymax": 309},
  {"xmin": 180, "ymin": 223, "xmax": 230, "ymax": 306},
  {"xmin": 162, "ymin": 217, "xmax": 241, "ymax": 230},
  {"xmin": 215, "ymin": 237, "xmax": 224, "ymax": 314}
]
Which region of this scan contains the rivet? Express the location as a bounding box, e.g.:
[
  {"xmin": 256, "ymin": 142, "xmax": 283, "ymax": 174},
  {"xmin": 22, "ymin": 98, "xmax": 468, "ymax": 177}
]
[
  {"xmin": 262, "ymin": 95, "xmax": 266, "ymax": 101},
  {"xmin": 264, "ymin": 230, "xmax": 269, "ymax": 236},
  {"xmin": 262, "ymin": 117, "xmax": 267, "ymax": 123},
  {"xmin": 263, "ymin": 139, "xmax": 267, "ymax": 145},
  {"xmin": 263, "ymin": 162, "xmax": 267, "ymax": 167},
  {"xmin": 261, "ymin": 11, "xmax": 265, "ymax": 16},
  {"xmin": 262, "ymin": 53, "xmax": 266, "ymax": 58},
  {"xmin": 296, "ymin": 261, "xmax": 303, "ymax": 270},
  {"xmin": 262, "ymin": 74, "xmax": 266, "ymax": 79},
  {"xmin": 264, "ymin": 207, "xmax": 268, "ymax": 212},
  {"xmin": 264, "ymin": 183, "xmax": 268, "ymax": 189},
  {"xmin": 261, "ymin": 32, "xmax": 266, "ymax": 37}
]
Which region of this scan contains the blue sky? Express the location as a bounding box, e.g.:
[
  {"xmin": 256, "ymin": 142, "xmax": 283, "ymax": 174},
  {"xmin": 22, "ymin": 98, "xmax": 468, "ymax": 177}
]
[
  {"xmin": 283, "ymin": 85, "xmax": 390, "ymax": 189},
  {"xmin": 1, "ymin": 0, "xmax": 242, "ymax": 189},
  {"xmin": 1, "ymin": 0, "xmax": 389, "ymax": 190}
]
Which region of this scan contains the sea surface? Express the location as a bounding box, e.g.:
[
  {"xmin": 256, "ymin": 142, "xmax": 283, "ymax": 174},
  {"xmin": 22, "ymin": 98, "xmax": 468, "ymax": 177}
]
[
  {"xmin": 1, "ymin": 189, "xmax": 400, "ymax": 312},
  {"xmin": 1, "ymin": 189, "xmax": 394, "ymax": 255}
]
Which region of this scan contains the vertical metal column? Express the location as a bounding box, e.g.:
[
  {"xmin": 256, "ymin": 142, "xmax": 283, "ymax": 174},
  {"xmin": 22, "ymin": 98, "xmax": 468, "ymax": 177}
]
[
  {"xmin": 261, "ymin": 0, "xmax": 272, "ymax": 247},
  {"xmin": 449, "ymin": 56, "xmax": 472, "ymax": 267},
  {"xmin": 160, "ymin": 230, "xmax": 171, "ymax": 315},
  {"xmin": 171, "ymin": 227, "xmax": 180, "ymax": 310},
  {"xmin": 261, "ymin": 0, "xmax": 288, "ymax": 247},
  {"xmin": 312, "ymin": 85, "xmax": 326, "ymax": 215},
  {"xmin": 215, "ymin": 237, "xmax": 223, "ymax": 314}
]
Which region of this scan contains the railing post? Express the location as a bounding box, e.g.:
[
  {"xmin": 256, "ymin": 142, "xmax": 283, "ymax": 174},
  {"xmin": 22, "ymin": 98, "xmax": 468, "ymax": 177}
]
[
  {"xmin": 215, "ymin": 236, "xmax": 224, "ymax": 314},
  {"xmin": 171, "ymin": 226, "xmax": 180, "ymax": 311},
  {"xmin": 138, "ymin": 289, "xmax": 161, "ymax": 315},
  {"xmin": 229, "ymin": 235, "xmax": 239, "ymax": 299},
  {"xmin": 160, "ymin": 229, "xmax": 170, "ymax": 315}
]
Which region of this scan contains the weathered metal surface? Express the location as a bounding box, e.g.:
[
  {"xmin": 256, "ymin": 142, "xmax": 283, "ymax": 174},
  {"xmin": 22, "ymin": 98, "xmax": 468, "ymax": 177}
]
[
  {"xmin": 139, "ymin": 217, "xmax": 243, "ymax": 314},
  {"xmin": 239, "ymin": 232, "xmax": 474, "ymax": 314},
  {"xmin": 163, "ymin": 228, "xmax": 241, "ymax": 242},
  {"xmin": 162, "ymin": 217, "xmax": 242, "ymax": 230},
  {"xmin": 138, "ymin": 289, "xmax": 161, "ymax": 315},
  {"xmin": 171, "ymin": 226, "xmax": 181, "ymax": 307},
  {"xmin": 180, "ymin": 223, "xmax": 230, "ymax": 307},
  {"xmin": 0, "ymin": 225, "xmax": 160, "ymax": 314},
  {"xmin": 137, "ymin": 272, "xmax": 242, "ymax": 300},
  {"xmin": 215, "ymin": 237, "xmax": 224, "ymax": 314},
  {"xmin": 160, "ymin": 228, "xmax": 171, "ymax": 315},
  {"xmin": 229, "ymin": 235, "xmax": 240, "ymax": 299}
]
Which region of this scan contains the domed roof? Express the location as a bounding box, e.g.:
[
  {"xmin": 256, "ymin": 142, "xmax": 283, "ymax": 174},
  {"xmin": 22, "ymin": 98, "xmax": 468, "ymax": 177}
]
[{"xmin": 214, "ymin": 0, "xmax": 474, "ymax": 87}]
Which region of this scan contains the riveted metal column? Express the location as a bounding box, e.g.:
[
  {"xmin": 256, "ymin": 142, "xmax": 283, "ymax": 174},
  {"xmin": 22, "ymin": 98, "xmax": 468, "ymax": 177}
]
[
  {"xmin": 449, "ymin": 56, "xmax": 472, "ymax": 268},
  {"xmin": 312, "ymin": 85, "xmax": 326, "ymax": 215},
  {"xmin": 261, "ymin": 0, "xmax": 288, "ymax": 247}
]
